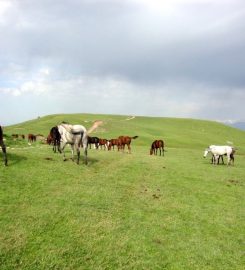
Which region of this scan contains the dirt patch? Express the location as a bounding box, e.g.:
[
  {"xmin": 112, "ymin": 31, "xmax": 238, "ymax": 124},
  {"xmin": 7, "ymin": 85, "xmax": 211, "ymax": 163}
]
[
  {"xmin": 227, "ymin": 179, "xmax": 242, "ymax": 186},
  {"xmin": 44, "ymin": 157, "xmax": 53, "ymax": 161}
]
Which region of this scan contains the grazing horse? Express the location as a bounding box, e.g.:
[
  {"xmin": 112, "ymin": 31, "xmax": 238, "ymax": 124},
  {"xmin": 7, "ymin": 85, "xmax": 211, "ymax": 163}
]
[
  {"xmin": 150, "ymin": 140, "xmax": 165, "ymax": 156},
  {"xmin": 118, "ymin": 135, "xmax": 138, "ymax": 153},
  {"xmin": 88, "ymin": 136, "xmax": 99, "ymax": 149},
  {"xmin": 58, "ymin": 121, "xmax": 102, "ymax": 165},
  {"xmin": 0, "ymin": 125, "xmax": 7, "ymax": 166},
  {"xmin": 204, "ymin": 145, "xmax": 235, "ymax": 165},
  {"xmin": 49, "ymin": 126, "xmax": 61, "ymax": 153}
]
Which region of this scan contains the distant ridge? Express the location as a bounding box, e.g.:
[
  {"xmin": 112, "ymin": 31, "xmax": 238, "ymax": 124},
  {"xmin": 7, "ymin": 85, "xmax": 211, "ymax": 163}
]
[
  {"xmin": 231, "ymin": 122, "xmax": 245, "ymax": 131},
  {"xmin": 225, "ymin": 122, "xmax": 245, "ymax": 131}
]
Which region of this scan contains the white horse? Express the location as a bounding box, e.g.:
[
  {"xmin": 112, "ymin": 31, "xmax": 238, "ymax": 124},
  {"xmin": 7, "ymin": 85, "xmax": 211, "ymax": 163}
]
[
  {"xmin": 58, "ymin": 121, "xmax": 102, "ymax": 165},
  {"xmin": 203, "ymin": 145, "xmax": 235, "ymax": 165}
]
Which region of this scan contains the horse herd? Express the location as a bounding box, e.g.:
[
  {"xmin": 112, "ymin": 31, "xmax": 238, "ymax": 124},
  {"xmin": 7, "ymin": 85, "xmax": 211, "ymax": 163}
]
[
  {"xmin": 47, "ymin": 122, "xmax": 141, "ymax": 165},
  {"xmin": 0, "ymin": 122, "xmax": 237, "ymax": 167}
]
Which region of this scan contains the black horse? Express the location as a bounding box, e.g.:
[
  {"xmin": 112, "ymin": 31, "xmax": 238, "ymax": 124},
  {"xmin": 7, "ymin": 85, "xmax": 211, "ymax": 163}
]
[
  {"xmin": 88, "ymin": 136, "xmax": 100, "ymax": 149},
  {"xmin": 49, "ymin": 126, "xmax": 61, "ymax": 153},
  {"xmin": 0, "ymin": 125, "xmax": 8, "ymax": 166}
]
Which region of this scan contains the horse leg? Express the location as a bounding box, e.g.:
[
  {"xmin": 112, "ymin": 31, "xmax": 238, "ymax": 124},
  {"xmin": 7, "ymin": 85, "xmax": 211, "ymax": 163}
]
[
  {"xmin": 227, "ymin": 154, "xmax": 231, "ymax": 166},
  {"xmin": 76, "ymin": 146, "xmax": 80, "ymax": 164},
  {"xmin": 58, "ymin": 141, "xmax": 61, "ymax": 153},
  {"xmin": 54, "ymin": 140, "xmax": 57, "ymax": 153},
  {"xmin": 82, "ymin": 142, "xmax": 88, "ymax": 165},
  {"xmin": 70, "ymin": 145, "xmax": 75, "ymax": 161},
  {"xmin": 1, "ymin": 143, "xmax": 8, "ymax": 166},
  {"xmin": 214, "ymin": 154, "xmax": 219, "ymax": 165},
  {"xmin": 60, "ymin": 142, "xmax": 67, "ymax": 161},
  {"xmin": 221, "ymin": 155, "xmax": 224, "ymax": 165},
  {"xmin": 128, "ymin": 144, "xmax": 131, "ymax": 154}
]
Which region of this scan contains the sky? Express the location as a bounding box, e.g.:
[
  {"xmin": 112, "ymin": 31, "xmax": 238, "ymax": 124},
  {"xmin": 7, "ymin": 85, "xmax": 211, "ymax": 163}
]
[{"xmin": 0, "ymin": 0, "xmax": 245, "ymax": 126}]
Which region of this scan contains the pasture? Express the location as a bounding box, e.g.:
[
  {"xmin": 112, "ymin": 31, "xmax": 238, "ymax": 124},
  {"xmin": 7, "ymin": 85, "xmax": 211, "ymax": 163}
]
[{"xmin": 1, "ymin": 114, "xmax": 245, "ymax": 269}]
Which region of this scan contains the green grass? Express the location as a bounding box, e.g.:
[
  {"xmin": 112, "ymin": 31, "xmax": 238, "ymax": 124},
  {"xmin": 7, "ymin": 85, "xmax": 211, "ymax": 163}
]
[{"xmin": 0, "ymin": 114, "xmax": 244, "ymax": 269}]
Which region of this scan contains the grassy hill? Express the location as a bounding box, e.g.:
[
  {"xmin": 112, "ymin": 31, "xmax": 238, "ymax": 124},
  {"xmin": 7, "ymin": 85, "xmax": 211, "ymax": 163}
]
[
  {"xmin": 3, "ymin": 113, "xmax": 245, "ymax": 151},
  {"xmin": 1, "ymin": 114, "xmax": 244, "ymax": 269}
]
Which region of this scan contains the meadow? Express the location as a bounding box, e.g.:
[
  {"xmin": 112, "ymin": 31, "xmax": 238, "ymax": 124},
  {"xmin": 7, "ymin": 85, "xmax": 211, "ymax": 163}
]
[{"xmin": 0, "ymin": 114, "xmax": 244, "ymax": 270}]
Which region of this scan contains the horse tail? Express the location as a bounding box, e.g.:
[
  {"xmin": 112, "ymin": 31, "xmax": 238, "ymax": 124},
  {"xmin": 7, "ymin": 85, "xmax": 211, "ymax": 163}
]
[
  {"xmin": 131, "ymin": 136, "xmax": 138, "ymax": 139},
  {"xmin": 87, "ymin": 120, "xmax": 103, "ymax": 134}
]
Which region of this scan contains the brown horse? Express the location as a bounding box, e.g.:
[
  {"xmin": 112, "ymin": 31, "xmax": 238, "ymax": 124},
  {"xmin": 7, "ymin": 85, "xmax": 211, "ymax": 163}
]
[
  {"xmin": 0, "ymin": 125, "xmax": 8, "ymax": 166},
  {"xmin": 150, "ymin": 140, "xmax": 165, "ymax": 156},
  {"xmin": 99, "ymin": 138, "xmax": 108, "ymax": 150},
  {"xmin": 28, "ymin": 134, "xmax": 36, "ymax": 143},
  {"xmin": 108, "ymin": 138, "xmax": 123, "ymax": 151},
  {"xmin": 118, "ymin": 135, "xmax": 138, "ymax": 153}
]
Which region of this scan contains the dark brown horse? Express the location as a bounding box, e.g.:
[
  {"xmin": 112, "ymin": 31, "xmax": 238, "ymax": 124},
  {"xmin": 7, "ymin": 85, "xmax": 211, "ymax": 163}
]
[
  {"xmin": 0, "ymin": 125, "xmax": 8, "ymax": 166},
  {"xmin": 28, "ymin": 134, "xmax": 36, "ymax": 143},
  {"xmin": 48, "ymin": 126, "xmax": 61, "ymax": 153},
  {"xmin": 150, "ymin": 140, "xmax": 165, "ymax": 156},
  {"xmin": 118, "ymin": 135, "xmax": 138, "ymax": 153},
  {"xmin": 88, "ymin": 136, "xmax": 100, "ymax": 149}
]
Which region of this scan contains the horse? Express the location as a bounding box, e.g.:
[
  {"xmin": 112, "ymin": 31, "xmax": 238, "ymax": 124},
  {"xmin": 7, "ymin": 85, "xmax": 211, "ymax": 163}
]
[
  {"xmin": 98, "ymin": 138, "xmax": 108, "ymax": 150},
  {"xmin": 0, "ymin": 125, "xmax": 8, "ymax": 166},
  {"xmin": 28, "ymin": 134, "xmax": 36, "ymax": 143},
  {"xmin": 118, "ymin": 135, "xmax": 138, "ymax": 153},
  {"xmin": 150, "ymin": 140, "xmax": 165, "ymax": 156},
  {"xmin": 57, "ymin": 120, "xmax": 102, "ymax": 165},
  {"xmin": 47, "ymin": 134, "xmax": 53, "ymax": 145},
  {"xmin": 12, "ymin": 134, "xmax": 19, "ymax": 139},
  {"xmin": 87, "ymin": 136, "xmax": 99, "ymax": 149},
  {"xmin": 49, "ymin": 126, "xmax": 61, "ymax": 153},
  {"xmin": 108, "ymin": 138, "xmax": 121, "ymax": 151},
  {"xmin": 203, "ymin": 145, "xmax": 235, "ymax": 165}
]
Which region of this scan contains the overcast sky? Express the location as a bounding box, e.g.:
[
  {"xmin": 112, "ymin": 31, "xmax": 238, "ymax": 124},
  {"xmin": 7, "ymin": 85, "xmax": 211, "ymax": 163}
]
[{"xmin": 0, "ymin": 0, "xmax": 245, "ymax": 125}]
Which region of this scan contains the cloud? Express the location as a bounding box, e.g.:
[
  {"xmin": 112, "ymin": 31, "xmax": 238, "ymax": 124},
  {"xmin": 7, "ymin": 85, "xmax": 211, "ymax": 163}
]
[{"xmin": 0, "ymin": 0, "xmax": 245, "ymax": 125}]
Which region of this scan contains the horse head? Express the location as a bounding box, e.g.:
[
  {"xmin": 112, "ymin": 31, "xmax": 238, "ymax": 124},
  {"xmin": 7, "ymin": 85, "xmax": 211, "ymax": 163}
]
[{"xmin": 203, "ymin": 148, "xmax": 210, "ymax": 158}]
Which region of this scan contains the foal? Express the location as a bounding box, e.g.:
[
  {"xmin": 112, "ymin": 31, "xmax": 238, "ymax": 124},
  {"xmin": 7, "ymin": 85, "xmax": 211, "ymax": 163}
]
[{"xmin": 0, "ymin": 125, "xmax": 8, "ymax": 166}]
